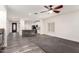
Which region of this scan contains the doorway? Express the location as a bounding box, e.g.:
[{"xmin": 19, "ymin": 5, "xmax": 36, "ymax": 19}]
[{"xmin": 12, "ymin": 23, "xmax": 17, "ymax": 33}]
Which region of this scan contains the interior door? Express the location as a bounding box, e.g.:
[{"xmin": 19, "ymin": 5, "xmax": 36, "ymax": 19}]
[{"xmin": 12, "ymin": 23, "xmax": 17, "ymax": 32}]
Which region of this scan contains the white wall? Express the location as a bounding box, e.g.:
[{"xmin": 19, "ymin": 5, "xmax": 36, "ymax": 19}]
[
  {"xmin": 25, "ymin": 24, "xmax": 32, "ymax": 30},
  {"xmin": 7, "ymin": 21, "xmax": 12, "ymax": 33},
  {"xmin": 7, "ymin": 20, "xmax": 9, "ymax": 35},
  {"xmin": 24, "ymin": 21, "xmax": 32, "ymax": 30},
  {"xmin": 0, "ymin": 6, "xmax": 7, "ymax": 47},
  {"xmin": 41, "ymin": 10, "xmax": 79, "ymax": 42},
  {"xmin": 19, "ymin": 19, "xmax": 24, "ymax": 35}
]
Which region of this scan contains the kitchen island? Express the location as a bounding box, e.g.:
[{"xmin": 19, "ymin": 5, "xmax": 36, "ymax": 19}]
[{"xmin": 22, "ymin": 30, "xmax": 36, "ymax": 37}]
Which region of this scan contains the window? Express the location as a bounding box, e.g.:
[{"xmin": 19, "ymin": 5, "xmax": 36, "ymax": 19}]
[{"xmin": 48, "ymin": 22, "xmax": 55, "ymax": 32}]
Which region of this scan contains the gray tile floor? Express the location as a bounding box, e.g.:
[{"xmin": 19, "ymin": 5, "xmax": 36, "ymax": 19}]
[
  {"xmin": 1, "ymin": 33, "xmax": 79, "ymax": 53},
  {"xmin": 28, "ymin": 34, "xmax": 79, "ymax": 53},
  {"xmin": 1, "ymin": 33, "xmax": 44, "ymax": 53}
]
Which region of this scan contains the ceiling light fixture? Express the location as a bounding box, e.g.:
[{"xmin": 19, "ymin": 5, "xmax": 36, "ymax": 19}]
[{"xmin": 49, "ymin": 10, "xmax": 53, "ymax": 13}]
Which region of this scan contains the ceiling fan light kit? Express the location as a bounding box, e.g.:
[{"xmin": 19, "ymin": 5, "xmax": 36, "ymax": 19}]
[{"xmin": 49, "ymin": 10, "xmax": 53, "ymax": 13}]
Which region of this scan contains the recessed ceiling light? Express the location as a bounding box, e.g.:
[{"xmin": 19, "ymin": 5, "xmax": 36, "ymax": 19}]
[{"xmin": 34, "ymin": 13, "xmax": 38, "ymax": 14}]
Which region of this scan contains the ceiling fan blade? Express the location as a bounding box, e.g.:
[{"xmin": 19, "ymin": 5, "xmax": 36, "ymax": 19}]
[
  {"xmin": 53, "ymin": 10, "xmax": 60, "ymax": 13},
  {"xmin": 40, "ymin": 10, "xmax": 50, "ymax": 13},
  {"xmin": 54, "ymin": 5, "xmax": 63, "ymax": 9},
  {"xmin": 44, "ymin": 6, "xmax": 50, "ymax": 9},
  {"xmin": 53, "ymin": 9, "xmax": 61, "ymax": 13}
]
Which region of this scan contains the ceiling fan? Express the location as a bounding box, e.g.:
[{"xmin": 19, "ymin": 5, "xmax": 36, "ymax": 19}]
[
  {"xmin": 41, "ymin": 5, "xmax": 63, "ymax": 13},
  {"xmin": 34, "ymin": 5, "xmax": 63, "ymax": 14}
]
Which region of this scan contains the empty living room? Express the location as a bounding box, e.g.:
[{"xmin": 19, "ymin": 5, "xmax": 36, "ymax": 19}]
[{"xmin": 0, "ymin": 5, "xmax": 79, "ymax": 53}]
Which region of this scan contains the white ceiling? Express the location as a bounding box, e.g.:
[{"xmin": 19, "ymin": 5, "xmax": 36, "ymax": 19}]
[
  {"xmin": 6, "ymin": 5, "xmax": 79, "ymax": 22},
  {"xmin": 7, "ymin": 5, "xmax": 47, "ymax": 21}
]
